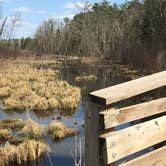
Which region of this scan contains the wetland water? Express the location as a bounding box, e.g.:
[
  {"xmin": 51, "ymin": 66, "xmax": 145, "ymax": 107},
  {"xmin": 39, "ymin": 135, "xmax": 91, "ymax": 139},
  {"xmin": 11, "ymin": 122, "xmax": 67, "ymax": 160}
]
[{"xmin": 0, "ymin": 65, "xmax": 165, "ymax": 166}]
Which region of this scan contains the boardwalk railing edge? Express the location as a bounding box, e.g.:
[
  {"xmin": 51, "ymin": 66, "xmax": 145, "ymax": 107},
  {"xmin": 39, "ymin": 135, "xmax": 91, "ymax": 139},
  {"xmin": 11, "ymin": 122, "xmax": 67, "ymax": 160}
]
[{"xmin": 85, "ymin": 70, "xmax": 166, "ymax": 166}]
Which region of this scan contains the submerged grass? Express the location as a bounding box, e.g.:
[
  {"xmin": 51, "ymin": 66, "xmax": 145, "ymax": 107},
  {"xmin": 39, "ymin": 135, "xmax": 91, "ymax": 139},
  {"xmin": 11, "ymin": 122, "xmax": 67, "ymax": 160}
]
[
  {"xmin": 0, "ymin": 61, "xmax": 81, "ymax": 115},
  {"xmin": 48, "ymin": 122, "xmax": 77, "ymax": 140}
]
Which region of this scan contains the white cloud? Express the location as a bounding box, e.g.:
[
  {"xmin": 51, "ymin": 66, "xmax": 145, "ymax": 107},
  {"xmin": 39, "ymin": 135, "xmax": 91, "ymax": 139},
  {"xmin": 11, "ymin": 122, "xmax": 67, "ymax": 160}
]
[
  {"xmin": 65, "ymin": 2, "xmax": 76, "ymax": 9},
  {"xmin": 13, "ymin": 7, "xmax": 47, "ymax": 15},
  {"xmin": 65, "ymin": 1, "xmax": 85, "ymax": 10},
  {"xmin": 64, "ymin": 1, "xmax": 93, "ymax": 14},
  {"xmin": 49, "ymin": 12, "xmax": 75, "ymax": 20},
  {"xmin": 14, "ymin": 20, "xmax": 38, "ymax": 38}
]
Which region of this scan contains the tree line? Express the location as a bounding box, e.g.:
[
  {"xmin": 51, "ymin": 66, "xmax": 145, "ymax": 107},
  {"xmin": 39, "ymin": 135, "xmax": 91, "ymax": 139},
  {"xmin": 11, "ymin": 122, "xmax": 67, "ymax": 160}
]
[{"xmin": 1, "ymin": 0, "xmax": 166, "ymax": 72}]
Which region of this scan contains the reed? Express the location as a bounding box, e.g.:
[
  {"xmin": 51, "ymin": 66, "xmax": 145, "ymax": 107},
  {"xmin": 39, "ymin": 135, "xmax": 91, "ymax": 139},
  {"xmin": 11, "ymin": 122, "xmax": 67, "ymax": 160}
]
[
  {"xmin": 0, "ymin": 140, "xmax": 49, "ymax": 166},
  {"xmin": 19, "ymin": 119, "xmax": 43, "ymax": 139},
  {"xmin": 48, "ymin": 122, "xmax": 77, "ymax": 140},
  {"xmin": 0, "ymin": 118, "xmax": 49, "ymax": 166},
  {"xmin": 0, "ymin": 119, "xmax": 24, "ymax": 130},
  {"xmin": 0, "ymin": 129, "xmax": 12, "ymax": 141}
]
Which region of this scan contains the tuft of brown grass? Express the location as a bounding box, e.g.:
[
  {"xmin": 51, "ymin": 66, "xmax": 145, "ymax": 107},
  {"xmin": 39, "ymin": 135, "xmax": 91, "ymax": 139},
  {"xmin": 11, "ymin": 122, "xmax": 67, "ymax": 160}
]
[
  {"xmin": 0, "ymin": 87, "xmax": 11, "ymax": 98},
  {"xmin": 80, "ymin": 57, "xmax": 99, "ymax": 65},
  {"xmin": 75, "ymin": 75, "xmax": 97, "ymax": 82},
  {"xmin": 19, "ymin": 119, "xmax": 43, "ymax": 139},
  {"xmin": 0, "ymin": 129, "xmax": 12, "ymax": 140},
  {"xmin": 48, "ymin": 122, "xmax": 77, "ymax": 140},
  {"xmin": 0, "ymin": 140, "xmax": 49, "ymax": 166},
  {"xmin": 0, "ymin": 118, "xmax": 49, "ymax": 166},
  {"xmin": 0, "ymin": 119, "xmax": 24, "ymax": 130},
  {"xmin": 0, "ymin": 61, "xmax": 81, "ymax": 115},
  {"xmin": 0, "ymin": 129, "xmax": 24, "ymax": 145}
]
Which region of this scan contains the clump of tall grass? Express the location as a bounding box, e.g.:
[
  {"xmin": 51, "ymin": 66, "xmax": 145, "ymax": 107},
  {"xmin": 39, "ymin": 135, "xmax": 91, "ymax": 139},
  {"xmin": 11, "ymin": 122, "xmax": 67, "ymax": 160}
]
[
  {"xmin": 0, "ymin": 140, "xmax": 49, "ymax": 166},
  {"xmin": 0, "ymin": 129, "xmax": 12, "ymax": 141},
  {"xmin": 0, "ymin": 62, "xmax": 81, "ymax": 115},
  {"xmin": 0, "ymin": 87, "xmax": 11, "ymax": 98},
  {"xmin": 0, "ymin": 118, "xmax": 49, "ymax": 166},
  {"xmin": 75, "ymin": 75, "xmax": 97, "ymax": 82},
  {"xmin": 48, "ymin": 122, "xmax": 77, "ymax": 140},
  {"xmin": 19, "ymin": 119, "xmax": 43, "ymax": 139},
  {"xmin": 0, "ymin": 119, "xmax": 24, "ymax": 130},
  {"xmin": 0, "ymin": 129, "xmax": 23, "ymax": 145},
  {"xmin": 80, "ymin": 57, "xmax": 99, "ymax": 65}
]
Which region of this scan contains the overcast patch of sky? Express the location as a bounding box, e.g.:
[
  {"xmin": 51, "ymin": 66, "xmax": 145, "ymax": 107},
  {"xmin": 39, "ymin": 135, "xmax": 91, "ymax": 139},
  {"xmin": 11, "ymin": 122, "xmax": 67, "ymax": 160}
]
[{"xmin": 0, "ymin": 0, "xmax": 125, "ymax": 38}]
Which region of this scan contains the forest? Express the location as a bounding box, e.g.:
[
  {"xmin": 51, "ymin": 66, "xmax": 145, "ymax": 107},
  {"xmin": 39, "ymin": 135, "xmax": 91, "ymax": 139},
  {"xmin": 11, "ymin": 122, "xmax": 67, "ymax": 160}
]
[{"xmin": 0, "ymin": 0, "xmax": 166, "ymax": 72}]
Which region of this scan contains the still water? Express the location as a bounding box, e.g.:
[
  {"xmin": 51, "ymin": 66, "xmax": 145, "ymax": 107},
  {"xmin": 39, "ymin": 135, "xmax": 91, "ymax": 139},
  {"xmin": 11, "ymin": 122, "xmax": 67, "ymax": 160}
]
[{"xmin": 0, "ymin": 65, "xmax": 165, "ymax": 166}]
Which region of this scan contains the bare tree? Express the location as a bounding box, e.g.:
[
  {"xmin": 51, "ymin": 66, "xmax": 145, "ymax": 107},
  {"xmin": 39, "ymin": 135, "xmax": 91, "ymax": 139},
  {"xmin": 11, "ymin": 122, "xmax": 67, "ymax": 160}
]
[
  {"xmin": 7, "ymin": 12, "xmax": 21, "ymax": 39},
  {"xmin": 75, "ymin": 1, "xmax": 92, "ymax": 13},
  {"xmin": 0, "ymin": 16, "xmax": 7, "ymax": 38},
  {"xmin": 0, "ymin": 0, "xmax": 21, "ymax": 39}
]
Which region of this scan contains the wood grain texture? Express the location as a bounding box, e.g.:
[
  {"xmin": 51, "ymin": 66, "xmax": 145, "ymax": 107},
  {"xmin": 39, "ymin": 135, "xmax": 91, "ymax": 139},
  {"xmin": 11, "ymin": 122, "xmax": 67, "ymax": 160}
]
[
  {"xmin": 89, "ymin": 71, "xmax": 166, "ymax": 105},
  {"xmin": 100, "ymin": 98, "xmax": 166, "ymax": 129},
  {"xmin": 100, "ymin": 115, "xmax": 166, "ymax": 164},
  {"xmin": 120, "ymin": 146, "xmax": 166, "ymax": 166},
  {"xmin": 85, "ymin": 101, "xmax": 104, "ymax": 166}
]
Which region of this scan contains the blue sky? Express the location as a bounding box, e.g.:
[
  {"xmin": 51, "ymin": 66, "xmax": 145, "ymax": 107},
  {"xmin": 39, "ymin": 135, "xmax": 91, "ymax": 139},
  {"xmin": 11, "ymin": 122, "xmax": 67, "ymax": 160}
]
[{"xmin": 0, "ymin": 0, "xmax": 125, "ymax": 38}]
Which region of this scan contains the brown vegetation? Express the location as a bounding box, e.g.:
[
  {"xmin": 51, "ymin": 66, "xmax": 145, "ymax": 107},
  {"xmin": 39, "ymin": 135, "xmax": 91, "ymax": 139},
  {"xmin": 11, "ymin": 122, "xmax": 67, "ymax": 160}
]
[
  {"xmin": 0, "ymin": 61, "xmax": 81, "ymax": 115},
  {"xmin": 75, "ymin": 75, "xmax": 97, "ymax": 82},
  {"xmin": 0, "ymin": 119, "xmax": 24, "ymax": 130},
  {"xmin": 0, "ymin": 118, "xmax": 49, "ymax": 166},
  {"xmin": 48, "ymin": 122, "xmax": 77, "ymax": 140},
  {"xmin": 0, "ymin": 140, "xmax": 49, "ymax": 166},
  {"xmin": 19, "ymin": 119, "xmax": 43, "ymax": 139}
]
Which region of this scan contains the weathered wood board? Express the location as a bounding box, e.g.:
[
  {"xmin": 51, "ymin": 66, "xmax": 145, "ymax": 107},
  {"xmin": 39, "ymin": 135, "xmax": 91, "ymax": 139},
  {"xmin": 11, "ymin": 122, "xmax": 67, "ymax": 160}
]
[
  {"xmin": 120, "ymin": 146, "xmax": 166, "ymax": 166},
  {"xmin": 90, "ymin": 71, "xmax": 166, "ymax": 105},
  {"xmin": 100, "ymin": 115, "xmax": 166, "ymax": 164},
  {"xmin": 100, "ymin": 97, "xmax": 166, "ymax": 129}
]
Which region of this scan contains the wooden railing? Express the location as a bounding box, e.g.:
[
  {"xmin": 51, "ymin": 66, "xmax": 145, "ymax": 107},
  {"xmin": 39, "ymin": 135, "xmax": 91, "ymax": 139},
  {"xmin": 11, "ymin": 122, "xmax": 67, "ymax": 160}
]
[{"xmin": 85, "ymin": 71, "xmax": 166, "ymax": 166}]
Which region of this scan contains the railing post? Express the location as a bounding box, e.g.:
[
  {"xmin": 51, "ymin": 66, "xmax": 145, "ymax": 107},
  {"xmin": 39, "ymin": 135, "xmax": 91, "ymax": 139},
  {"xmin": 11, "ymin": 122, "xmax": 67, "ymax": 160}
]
[{"xmin": 85, "ymin": 100, "xmax": 104, "ymax": 166}]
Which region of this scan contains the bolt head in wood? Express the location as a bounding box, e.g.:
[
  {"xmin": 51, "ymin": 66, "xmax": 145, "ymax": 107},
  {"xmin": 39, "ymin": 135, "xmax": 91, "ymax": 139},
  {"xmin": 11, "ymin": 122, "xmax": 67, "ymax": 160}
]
[
  {"xmin": 111, "ymin": 140, "xmax": 117, "ymax": 146},
  {"xmin": 112, "ymin": 152, "xmax": 117, "ymax": 158}
]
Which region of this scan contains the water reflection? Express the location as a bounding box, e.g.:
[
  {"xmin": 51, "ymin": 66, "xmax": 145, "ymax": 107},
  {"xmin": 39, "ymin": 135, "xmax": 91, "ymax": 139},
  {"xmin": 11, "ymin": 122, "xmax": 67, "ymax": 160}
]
[{"xmin": 0, "ymin": 65, "xmax": 165, "ymax": 166}]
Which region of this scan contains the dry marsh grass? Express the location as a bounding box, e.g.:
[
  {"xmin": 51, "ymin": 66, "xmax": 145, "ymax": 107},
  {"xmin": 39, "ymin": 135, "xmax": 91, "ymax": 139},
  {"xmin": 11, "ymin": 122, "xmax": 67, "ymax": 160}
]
[
  {"xmin": 0, "ymin": 61, "xmax": 81, "ymax": 115},
  {"xmin": 80, "ymin": 57, "xmax": 99, "ymax": 65},
  {"xmin": 48, "ymin": 122, "xmax": 77, "ymax": 140},
  {"xmin": 0, "ymin": 118, "xmax": 76, "ymax": 165},
  {"xmin": 0, "ymin": 129, "xmax": 23, "ymax": 145},
  {"xmin": 0, "ymin": 118, "xmax": 49, "ymax": 166},
  {"xmin": 0, "ymin": 119, "xmax": 43, "ymax": 144},
  {"xmin": 0, "ymin": 119, "xmax": 24, "ymax": 130},
  {"xmin": 19, "ymin": 119, "xmax": 43, "ymax": 139},
  {"xmin": 0, "ymin": 140, "xmax": 49, "ymax": 166},
  {"xmin": 75, "ymin": 75, "xmax": 97, "ymax": 82},
  {"xmin": 0, "ymin": 129, "xmax": 12, "ymax": 141}
]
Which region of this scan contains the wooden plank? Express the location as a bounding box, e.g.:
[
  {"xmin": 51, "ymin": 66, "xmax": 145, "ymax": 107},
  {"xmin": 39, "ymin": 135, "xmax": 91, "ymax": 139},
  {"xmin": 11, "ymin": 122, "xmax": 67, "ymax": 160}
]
[
  {"xmin": 100, "ymin": 97, "xmax": 166, "ymax": 129},
  {"xmin": 120, "ymin": 146, "xmax": 166, "ymax": 166},
  {"xmin": 100, "ymin": 115, "xmax": 166, "ymax": 164},
  {"xmin": 89, "ymin": 71, "xmax": 166, "ymax": 105}
]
